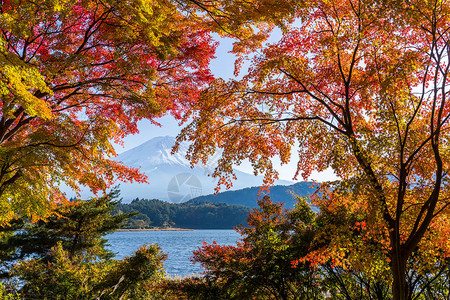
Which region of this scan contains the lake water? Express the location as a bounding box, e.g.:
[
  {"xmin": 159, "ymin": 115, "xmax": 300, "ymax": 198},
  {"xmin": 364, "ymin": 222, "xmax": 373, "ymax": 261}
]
[{"xmin": 106, "ymin": 230, "xmax": 241, "ymax": 277}]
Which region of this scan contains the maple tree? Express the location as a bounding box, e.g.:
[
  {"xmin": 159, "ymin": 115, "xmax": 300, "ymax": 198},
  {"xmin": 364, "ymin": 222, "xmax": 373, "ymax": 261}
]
[
  {"xmin": 300, "ymin": 182, "xmax": 450, "ymax": 299},
  {"xmin": 177, "ymin": 0, "xmax": 450, "ymax": 299},
  {"xmin": 193, "ymin": 196, "xmax": 321, "ymax": 300},
  {"xmin": 0, "ymin": 0, "xmax": 216, "ymax": 225}
]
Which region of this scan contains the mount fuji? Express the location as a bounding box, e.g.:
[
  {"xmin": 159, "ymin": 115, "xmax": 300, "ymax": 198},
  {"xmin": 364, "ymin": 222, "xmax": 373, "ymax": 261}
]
[{"xmin": 74, "ymin": 136, "xmax": 293, "ymax": 203}]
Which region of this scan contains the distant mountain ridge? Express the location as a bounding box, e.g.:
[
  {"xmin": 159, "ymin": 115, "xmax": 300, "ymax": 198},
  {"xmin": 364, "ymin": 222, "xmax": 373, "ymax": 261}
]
[{"xmin": 188, "ymin": 181, "xmax": 317, "ymax": 209}]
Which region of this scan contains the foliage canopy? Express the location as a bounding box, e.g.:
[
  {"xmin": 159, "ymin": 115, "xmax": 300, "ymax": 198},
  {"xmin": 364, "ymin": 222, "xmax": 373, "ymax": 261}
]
[{"xmin": 0, "ymin": 0, "xmax": 216, "ymax": 224}]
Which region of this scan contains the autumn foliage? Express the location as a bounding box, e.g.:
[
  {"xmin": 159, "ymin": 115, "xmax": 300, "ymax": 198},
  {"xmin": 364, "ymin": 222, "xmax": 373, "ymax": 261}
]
[
  {"xmin": 177, "ymin": 0, "xmax": 450, "ymax": 298},
  {"xmin": 0, "ymin": 0, "xmax": 216, "ymax": 225},
  {"xmin": 192, "ymin": 196, "xmax": 321, "ymax": 299}
]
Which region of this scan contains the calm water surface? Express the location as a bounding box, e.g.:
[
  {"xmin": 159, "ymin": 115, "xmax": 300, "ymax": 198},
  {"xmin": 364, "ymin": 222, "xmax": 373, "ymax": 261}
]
[{"xmin": 106, "ymin": 230, "xmax": 240, "ymax": 277}]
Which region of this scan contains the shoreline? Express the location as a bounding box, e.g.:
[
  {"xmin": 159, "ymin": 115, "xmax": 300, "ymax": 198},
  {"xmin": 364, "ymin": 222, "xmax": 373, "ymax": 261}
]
[{"xmin": 117, "ymin": 228, "xmax": 195, "ymax": 231}]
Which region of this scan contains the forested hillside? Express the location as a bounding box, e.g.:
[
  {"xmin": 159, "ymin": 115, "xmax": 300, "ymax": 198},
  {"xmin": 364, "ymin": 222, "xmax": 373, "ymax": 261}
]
[
  {"xmin": 188, "ymin": 182, "xmax": 316, "ymax": 208},
  {"xmin": 113, "ymin": 199, "xmax": 250, "ymax": 229},
  {"xmin": 112, "ymin": 182, "xmax": 316, "ymax": 229}
]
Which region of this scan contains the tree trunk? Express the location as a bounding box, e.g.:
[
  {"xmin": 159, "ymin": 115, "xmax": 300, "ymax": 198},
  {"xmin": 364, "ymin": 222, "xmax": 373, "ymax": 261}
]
[{"xmin": 391, "ymin": 249, "xmax": 408, "ymax": 300}]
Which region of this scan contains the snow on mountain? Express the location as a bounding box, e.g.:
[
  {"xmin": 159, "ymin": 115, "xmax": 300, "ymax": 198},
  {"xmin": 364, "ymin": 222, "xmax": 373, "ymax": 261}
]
[
  {"xmin": 68, "ymin": 136, "xmax": 293, "ymax": 203},
  {"xmin": 116, "ymin": 136, "xmax": 192, "ymax": 169}
]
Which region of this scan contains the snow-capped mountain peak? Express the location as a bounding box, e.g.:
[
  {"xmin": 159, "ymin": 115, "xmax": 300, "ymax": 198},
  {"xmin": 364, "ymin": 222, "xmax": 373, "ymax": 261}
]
[{"xmin": 116, "ymin": 136, "xmax": 192, "ymax": 170}]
